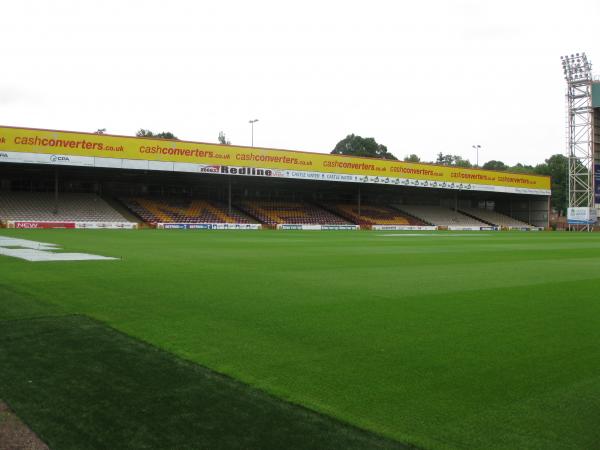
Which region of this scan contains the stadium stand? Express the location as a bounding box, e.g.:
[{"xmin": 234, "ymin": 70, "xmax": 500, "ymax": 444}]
[
  {"xmin": 393, "ymin": 204, "xmax": 489, "ymax": 227},
  {"xmin": 458, "ymin": 207, "xmax": 534, "ymax": 229},
  {"xmin": 237, "ymin": 200, "xmax": 350, "ymax": 227},
  {"xmin": 323, "ymin": 203, "xmax": 426, "ymax": 228},
  {"xmin": 0, "ymin": 192, "xmax": 129, "ymax": 223},
  {"xmin": 121, "ymin": 198, "xmax": 256, "ymax": 224}
]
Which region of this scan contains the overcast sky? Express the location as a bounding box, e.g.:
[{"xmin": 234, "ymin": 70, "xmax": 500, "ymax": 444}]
[{"xmin": 1, "ymin": 0, "xmax": 598, "ymax": 166}]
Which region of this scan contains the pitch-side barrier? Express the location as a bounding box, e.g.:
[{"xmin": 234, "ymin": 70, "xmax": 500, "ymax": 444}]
[
  {"xmin": 276, "ymin": 224, "xmax": 360, "ymax": 230},
  {"xmin": 371, "ymin": 225, "xmax": 438, "ymax": 231},
  {"xmin": 157, "ymin": 223, "xmax": 261, "ymax": 230},
  {"xmin": 447, "ymin": 226, "xmax": 500, "ymax": 231},
  {"xmin": 6, "ymin": 221, "xmax": 138, "ymax": 229}
]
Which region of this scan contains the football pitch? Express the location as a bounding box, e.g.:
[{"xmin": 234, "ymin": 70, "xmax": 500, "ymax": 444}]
[{"xmin": 1, "ymin": 229, "xmax": 600, "ymax": 449}]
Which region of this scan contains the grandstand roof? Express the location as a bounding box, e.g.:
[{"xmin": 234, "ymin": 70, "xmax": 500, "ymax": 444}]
[{"xmin": 0, "ymin": 125, "xmax": 551, "ymax": 196}]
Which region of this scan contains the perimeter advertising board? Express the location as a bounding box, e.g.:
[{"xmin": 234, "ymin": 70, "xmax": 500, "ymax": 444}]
[
  {"xmin": 0, "ymin": 125, "xmax": 551, "ymax": 196},
  {"xmin": 6, "ymin": 221, "xmax": 137, "ymax": 229},
  {"xmin": 371, "ymin": 225, "xmax": 438, "ymax": 231},
  {"xmin": 157, "ymin": 223, "xmax": 261, "ymax": 230},
  {"xmin": 595, "ymin": 164, "xmax": 600, "ymax": 205},
  {"xmin": 567, "ymin": 207, "xmax": 598, "ymax": 225},
  {"xmin": 276, "ymin": 224, "xmax": 360, "ymax": 230}
]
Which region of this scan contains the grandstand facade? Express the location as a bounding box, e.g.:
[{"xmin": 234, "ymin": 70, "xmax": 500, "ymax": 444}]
[{"xmin": 0, "ymin": 125, "xmax": 551, "ymax": 230}]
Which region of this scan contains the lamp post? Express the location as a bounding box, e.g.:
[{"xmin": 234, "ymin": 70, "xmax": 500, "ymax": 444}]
[
  {"xmin": 472, "ymin": 144, "xmax": 481, "ymax": 167},
  {"xmin": 249, "ymin": 119, "xmax": 259, "ymax": 147}
]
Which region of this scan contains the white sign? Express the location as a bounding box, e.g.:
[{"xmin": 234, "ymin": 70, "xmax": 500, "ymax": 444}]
[
  {"xmin": 567, "ymin": 207, "xmax": 597, "ymax": 225},
  {"xmin": 371, "ymin": 225, "xmax": 438, "ymax": 231},
  {"xmin": 75, "ymin": 222, "xmax": 138, "ymax": 229},
  {"xmin": 276, "ymin": 224, "xmax": 360, "ymax": 230},
  {"xmin": 156, "ymin": 223, "xmax": 261, "ymax": 230},
  {"xmin": 6, "ymin": 221, "xmax": 137, "ymax": 229},
  {"xmin": 447, "ymin": 226, "xmax": 499, "ymax": 231}
]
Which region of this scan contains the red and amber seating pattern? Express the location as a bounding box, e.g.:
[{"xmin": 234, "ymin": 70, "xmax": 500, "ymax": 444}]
[
  {"xmin": 121, "ymin": 198, "xmax": 255, "ymax": 224},
  {"xmin": 237, "ymin": 201, "xmax": 349, "ymax": 226}
]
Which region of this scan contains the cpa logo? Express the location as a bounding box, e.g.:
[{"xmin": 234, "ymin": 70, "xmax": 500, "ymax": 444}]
[{"xmin": 50, "ymin": 155, "xmax": 69, "ymax": 162}]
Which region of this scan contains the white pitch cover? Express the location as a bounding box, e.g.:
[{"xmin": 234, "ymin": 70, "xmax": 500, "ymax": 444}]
[{"xmin": 0, "ymin": 236, "xmax": 117, "ymax": 262}]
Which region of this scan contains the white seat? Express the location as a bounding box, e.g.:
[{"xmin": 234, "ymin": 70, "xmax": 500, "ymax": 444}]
[
  {"xmin": 0, "ymin": 192, "xmax": 129, "ymax": 222},
  {"xmin": 458, "ymin": 207, "xmax": 533, "ymax": 228},
  {"xmin": 392, "ymin": 204, "xmax": 489, "ymax": 227}
]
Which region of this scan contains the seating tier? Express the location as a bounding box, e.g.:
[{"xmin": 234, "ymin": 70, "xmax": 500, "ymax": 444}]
[
  {"xmin": 237, "ymin": 201, "xmax": 349, "ymax": 226},
  {"xmin": 121, "ymin": 198, "xmax": 255, "ymax": 224},
  {"xmin": 0, "ymin": 192, "xmax": 129, "ymax": 222}
]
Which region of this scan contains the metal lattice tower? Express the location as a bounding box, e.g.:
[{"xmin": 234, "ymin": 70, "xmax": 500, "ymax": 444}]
[{"xmin": 561, "ymin": 53, "xmax": 594, "ymax": 230}]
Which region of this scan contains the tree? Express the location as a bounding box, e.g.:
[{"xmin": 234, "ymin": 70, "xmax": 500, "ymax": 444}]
[
  {"xmin": 331, "ymin": 134, "xmax": 397, "ymax": 160},
  {"xmin": 136, "ymin": 129, "xmax": 178, "ymax": 140},
  {"xmin": 452, "ymin": 156, "xmax": 472, "ymax": 168},
  {"xmin": 534, "ymin": 154, "xmax": 568, "ymax": 214},
  {"xmin": 482, "ymin": 160, "xmax": 508, "ymax": 171},
  {"xmin": 509, "ymin": 163, "xmax": 536, "ymax": 173},
  {"xmin": 403, "ymin": 154, "xmax": 421, "ymax": 163},
  {"xmin": 435, "ymin": 153, "xmax": 471, "ymax": 167},
  {"xmin": 136, "ymin": 129, "xmax": 153, "ymax": 138},
  {"xmin": 218, "ymin": 131, "xmax": 231, "ymax": 145},
  {"xmin": 436, "ymin": 153, "xmax": 454, "ymax": 165}
]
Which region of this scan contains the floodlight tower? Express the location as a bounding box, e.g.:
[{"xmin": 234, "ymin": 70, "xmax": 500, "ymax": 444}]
[{"xmin": 561, "ymin": 53, "xmax": 594, "ymax": 231}]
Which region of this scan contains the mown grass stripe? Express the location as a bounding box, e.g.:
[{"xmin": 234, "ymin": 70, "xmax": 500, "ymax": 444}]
[{"xmin": 0, "ymin": 315, "xmax": 412, "ymax": 450}]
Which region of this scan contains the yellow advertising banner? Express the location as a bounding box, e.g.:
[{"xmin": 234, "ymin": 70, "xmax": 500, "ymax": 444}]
[{"xmin": 0, "ymin": 125, "xmax": 551, "ymax": 191}]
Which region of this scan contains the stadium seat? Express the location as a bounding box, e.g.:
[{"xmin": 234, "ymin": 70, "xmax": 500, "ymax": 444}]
[
  {"xmin": 323, "ymin": 203, "xmax": 425, "ymax": 228},
  {"xmin": 236, "ymin": 200, "xmax": 350, "ymax": 227},
  {"xmin": 0, "ymin": 192, "xmax": 130, "ymax": 223},
  {"xmin": 120, "ymin": 197, "xmax": 256, "ymax": 225},
  {"xmin": 458, "ymin": 207, "xmax": 535, "ymax": 228},
  {"xmin": 392, "ymin": 204, "xmax": 489, "ymax": 227}
]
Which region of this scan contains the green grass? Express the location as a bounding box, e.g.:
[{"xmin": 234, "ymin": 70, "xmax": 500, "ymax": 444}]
[
  {"xmin": 0, "ymin": 315, "xmax": 406, "ymax": 450},
  {"xmin": 2, "ymin": 229, "xmax": 600, "ymax": 449}
]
